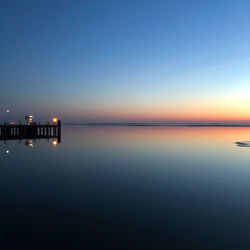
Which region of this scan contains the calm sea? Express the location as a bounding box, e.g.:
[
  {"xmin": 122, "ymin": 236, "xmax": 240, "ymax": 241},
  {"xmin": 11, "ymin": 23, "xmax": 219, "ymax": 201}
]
[{"xmin": 1, "ymin": 125, "xmax": 250, "ymax": 249}]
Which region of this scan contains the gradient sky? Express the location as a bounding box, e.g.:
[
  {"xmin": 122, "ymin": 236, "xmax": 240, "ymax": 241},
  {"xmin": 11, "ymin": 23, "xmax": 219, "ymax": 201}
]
[{"xmin": 1, "ymin": 0, "xmax": 250, "ymax": 122}]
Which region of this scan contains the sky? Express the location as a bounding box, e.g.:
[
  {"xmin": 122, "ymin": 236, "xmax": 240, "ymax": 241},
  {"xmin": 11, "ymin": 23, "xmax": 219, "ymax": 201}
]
[{"xmin": 0, "ymin": 0, "xmax": 250, "ymax": 123}]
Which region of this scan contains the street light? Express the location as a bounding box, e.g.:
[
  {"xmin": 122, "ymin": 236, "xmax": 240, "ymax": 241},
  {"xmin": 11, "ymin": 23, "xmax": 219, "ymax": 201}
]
[
  {"xmin": 52, "ymin": 118, "xmax": 58, "ymax": 124},
  {"xmin": 6, "ymin": 109, "xmax": 10, "ymax": 124}
]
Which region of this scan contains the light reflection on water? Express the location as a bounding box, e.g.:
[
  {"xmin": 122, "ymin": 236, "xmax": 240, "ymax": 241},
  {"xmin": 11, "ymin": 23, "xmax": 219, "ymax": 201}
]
[{"xmin": 0, "ymin": 126, "xmax": 250, "ymax": 249}]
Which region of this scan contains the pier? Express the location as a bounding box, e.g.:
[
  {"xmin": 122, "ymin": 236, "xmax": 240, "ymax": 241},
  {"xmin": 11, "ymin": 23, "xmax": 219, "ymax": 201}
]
[{"xmin": 0, "ymin": 118, "xmax": 61, "ymax": 143}]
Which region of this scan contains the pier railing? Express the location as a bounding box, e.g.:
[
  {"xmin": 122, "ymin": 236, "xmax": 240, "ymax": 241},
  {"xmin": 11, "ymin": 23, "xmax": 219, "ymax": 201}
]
[{"xmin": 0, "ymin": 120, "xmax": 61, "ymax": 143}]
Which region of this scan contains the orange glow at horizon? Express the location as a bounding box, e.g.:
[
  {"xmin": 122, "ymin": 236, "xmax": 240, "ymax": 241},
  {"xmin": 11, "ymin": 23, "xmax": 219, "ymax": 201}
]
[
  {"xmin": 73, "ymin": 105, "xmax": 250, "ymax": 122},
  {"xmin": 67, "ymin": 89, "xmax": 250, "ymax": 122}
]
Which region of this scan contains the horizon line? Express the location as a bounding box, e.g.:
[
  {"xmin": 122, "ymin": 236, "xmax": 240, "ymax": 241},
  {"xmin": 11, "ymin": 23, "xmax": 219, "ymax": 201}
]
[{"xmin": 63, "ymin": 121, "xmax": 250, "ymax": 127}]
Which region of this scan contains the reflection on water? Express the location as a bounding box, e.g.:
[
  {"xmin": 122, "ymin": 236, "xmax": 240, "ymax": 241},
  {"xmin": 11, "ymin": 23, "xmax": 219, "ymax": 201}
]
[
  {"xmin": 0, "ymin": 134, "xmax": 60, "ymax": 155},
  {"xmin": 0, "ymin": 126, "xmax": 250, "ymax": 249},
  {"xmin": 25, "ymin": 139, "xmax": 34, "ymax": 147}
]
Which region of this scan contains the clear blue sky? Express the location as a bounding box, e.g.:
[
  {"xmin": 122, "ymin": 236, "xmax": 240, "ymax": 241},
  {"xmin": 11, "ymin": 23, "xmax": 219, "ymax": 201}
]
[{"xmin": 1, "ymin": 0, "xmax": 250, "ymax": 122}]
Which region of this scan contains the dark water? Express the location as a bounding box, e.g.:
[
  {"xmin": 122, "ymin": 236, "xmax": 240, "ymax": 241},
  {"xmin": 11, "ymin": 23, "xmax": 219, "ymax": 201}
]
[{"xmin": 1, "ymin": 126, "xmax": 250, "ymax": 249}]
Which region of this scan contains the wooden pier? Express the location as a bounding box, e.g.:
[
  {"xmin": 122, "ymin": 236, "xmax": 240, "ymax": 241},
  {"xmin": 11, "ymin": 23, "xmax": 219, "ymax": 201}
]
[{"xmin": 0, "ymin": 120, "xmax": 61, "ymax": 143}]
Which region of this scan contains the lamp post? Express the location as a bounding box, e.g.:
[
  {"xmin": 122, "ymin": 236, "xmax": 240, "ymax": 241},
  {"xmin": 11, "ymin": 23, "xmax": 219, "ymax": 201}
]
[{"xmin": 6, "ymin": 109, "xmax": 10, "ymax": 124}]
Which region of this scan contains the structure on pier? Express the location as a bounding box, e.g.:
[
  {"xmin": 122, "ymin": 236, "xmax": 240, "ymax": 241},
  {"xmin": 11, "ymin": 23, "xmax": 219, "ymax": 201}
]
[
  {"xmin": 25, "ymin": 115, "xmax": 33, "ymax": 125},
  {"xmin": 0, "ymin": 116, "xmax": 61, "ymax": 143}
]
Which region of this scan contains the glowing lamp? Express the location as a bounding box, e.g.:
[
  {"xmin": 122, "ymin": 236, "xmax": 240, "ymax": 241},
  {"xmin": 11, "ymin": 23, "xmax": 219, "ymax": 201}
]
[
  {"xmin": 52, "ymin": 118, "xmax": 58, "ymax": 123},
  {"xmin": 53, "ymin": 140, "xmax": 58, "ymax": 146}
]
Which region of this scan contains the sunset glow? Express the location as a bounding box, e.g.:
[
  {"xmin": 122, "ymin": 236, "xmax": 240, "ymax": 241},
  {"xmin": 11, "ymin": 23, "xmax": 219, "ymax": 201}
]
[{"xmin": 1, "ymin": 0, "xmax": 249, "ymax": 124}]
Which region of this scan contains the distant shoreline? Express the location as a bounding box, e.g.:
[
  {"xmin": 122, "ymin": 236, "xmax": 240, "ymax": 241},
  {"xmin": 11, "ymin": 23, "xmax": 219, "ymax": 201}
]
[{"xmin": 63, "ymin": 123, "xmax": 250, "ymax": 127}]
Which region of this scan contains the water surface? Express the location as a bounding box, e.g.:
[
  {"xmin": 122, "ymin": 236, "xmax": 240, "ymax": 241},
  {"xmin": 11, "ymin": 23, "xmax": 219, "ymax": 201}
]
[{"xmin": 1, "ymin": 126, "xmax": 250, "ymax": 249}]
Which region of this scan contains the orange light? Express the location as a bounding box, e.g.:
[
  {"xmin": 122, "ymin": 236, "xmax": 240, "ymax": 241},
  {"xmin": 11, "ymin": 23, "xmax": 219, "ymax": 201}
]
[
  {"xmin": 53, "ymin": 140, "xmax": 58, "ymax": 146},
  {"xmin": 52, "ymin": 118, "xmax": 58, "ymax": 123}
]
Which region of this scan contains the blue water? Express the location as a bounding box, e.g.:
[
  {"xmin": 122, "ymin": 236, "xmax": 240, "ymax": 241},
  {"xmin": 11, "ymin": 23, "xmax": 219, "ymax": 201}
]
[{"xmin": 1, "ymin": 125, "xmax": 250, "ymax": 249}]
